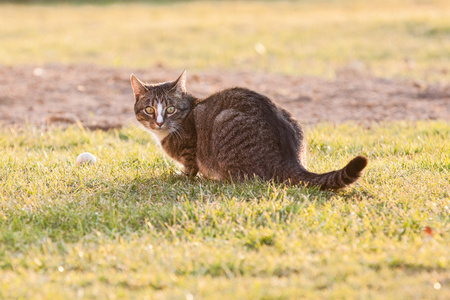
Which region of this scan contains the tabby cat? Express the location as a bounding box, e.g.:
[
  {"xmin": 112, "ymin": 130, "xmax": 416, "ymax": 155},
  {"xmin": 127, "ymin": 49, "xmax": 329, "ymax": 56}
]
[{"xmin": 131, "ymin": 71, "xmax": 367, "ymax": 190}]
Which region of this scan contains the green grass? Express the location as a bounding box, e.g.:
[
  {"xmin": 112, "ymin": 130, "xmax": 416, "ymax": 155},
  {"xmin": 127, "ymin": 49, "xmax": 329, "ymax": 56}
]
[
  {"xmin": 1, "ymin": 0, "xmax": 450, "ymax": 80},
  {"xmin": 0, "ymin": 1, "xmax": 449, "ymax": 297},
  {"xmin": 0, "ymin": 121, "xmax": 449, "ymax": 299}
]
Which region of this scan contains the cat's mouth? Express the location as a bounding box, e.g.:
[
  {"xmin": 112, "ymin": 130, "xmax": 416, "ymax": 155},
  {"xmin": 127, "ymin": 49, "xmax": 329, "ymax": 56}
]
[
  {"xmin": 151, "ymin": 124, "xmax": 167, "ymax": 130},
  {"xmin": 148, "ymin": 122, "xmax": 170, "ymax": 132},
  {"xmin": 148, "ymin": 125, "xmax": 170, "ymax": 140}
]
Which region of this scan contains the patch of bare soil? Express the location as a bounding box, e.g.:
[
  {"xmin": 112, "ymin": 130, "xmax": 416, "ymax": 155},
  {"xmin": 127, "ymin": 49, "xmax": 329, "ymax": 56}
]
[{"xmin": 0, "ymin": 64, "xmax": 448, "ymax": 130}]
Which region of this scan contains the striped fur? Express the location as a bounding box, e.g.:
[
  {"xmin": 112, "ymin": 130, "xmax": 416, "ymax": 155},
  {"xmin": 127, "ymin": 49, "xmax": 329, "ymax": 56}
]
[{"xmin": 131, "ymin": 72, "xmax": 368, "ymax": 190}]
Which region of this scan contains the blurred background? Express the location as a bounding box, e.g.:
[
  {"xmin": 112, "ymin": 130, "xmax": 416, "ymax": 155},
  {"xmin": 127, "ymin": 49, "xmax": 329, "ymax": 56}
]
[
  {"xmin": 1, "ymin": 0, "xmax": 449, "ymax": 79},
  {"xmin": 0, "ymin": 0, "xmax": 449, "ymax": 128}
]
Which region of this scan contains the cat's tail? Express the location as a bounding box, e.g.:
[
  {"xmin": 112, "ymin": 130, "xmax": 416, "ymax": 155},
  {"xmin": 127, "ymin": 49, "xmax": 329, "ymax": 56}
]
[{"xmin": 291, "ymin": 156, "xmax": 368, "ymax": 190}]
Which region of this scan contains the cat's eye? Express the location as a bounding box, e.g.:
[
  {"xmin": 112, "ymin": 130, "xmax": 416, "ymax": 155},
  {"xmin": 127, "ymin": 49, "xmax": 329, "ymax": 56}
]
[
  {"xmin": 144, "ymin": 106, "xmax": 154, "ymax": 114},
  {"xmin": 166, "ymin": 106, "xmax": 176, "ymax": 114}
]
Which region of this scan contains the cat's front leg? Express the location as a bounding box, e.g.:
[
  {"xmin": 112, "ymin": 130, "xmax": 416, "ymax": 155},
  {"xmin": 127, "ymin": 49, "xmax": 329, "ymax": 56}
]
[
  {"xmin": 181, "ymin": 149, "xmax": 199, "ymax": 177},
  {"xmin": 177, "ymin": 148, "xmax": 198, "ymax": 178},
  {"xmin": 182, "ymin": 164, "xmax": 199, "ymax": 177},
  {"xmin": 161, "ymin": 134, "xmax": 198, "ymax": 177}
]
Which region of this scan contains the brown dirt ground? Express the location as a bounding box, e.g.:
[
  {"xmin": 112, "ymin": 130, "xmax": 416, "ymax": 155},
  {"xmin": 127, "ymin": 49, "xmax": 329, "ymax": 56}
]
[{"xmin": 0, "ymin": 64, "xmax": 448, "ymax": 130}]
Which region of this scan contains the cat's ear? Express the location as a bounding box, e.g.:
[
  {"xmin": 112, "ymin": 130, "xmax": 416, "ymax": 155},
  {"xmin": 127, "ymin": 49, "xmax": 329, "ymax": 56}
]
[
  {"xmin": 170, "ymin": 70, "xmax": 187, "ymax": 95},
  {"xmin": 130, "ymin": 74, "xmax": 148, "ymax": 101}
]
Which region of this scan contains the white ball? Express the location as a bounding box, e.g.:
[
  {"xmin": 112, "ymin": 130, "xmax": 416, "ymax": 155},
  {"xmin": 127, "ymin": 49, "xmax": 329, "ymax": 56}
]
[{"xmin": 76, "ymin": 152, "xmax": 96, "ymax": 166}]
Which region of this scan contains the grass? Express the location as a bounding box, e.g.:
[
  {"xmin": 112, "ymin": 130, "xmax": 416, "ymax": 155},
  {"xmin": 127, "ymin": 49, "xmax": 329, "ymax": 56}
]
[
  {"xmin": 0, "ymin": 0, "xmax": 449, "ymax": 298},
  {"xmin": 0, "ymin": 121, "xmax": 449, "ymax": 299},
  {"xmin": 0, "ymin": 0, "xmax": 449, "ymax": 80}
]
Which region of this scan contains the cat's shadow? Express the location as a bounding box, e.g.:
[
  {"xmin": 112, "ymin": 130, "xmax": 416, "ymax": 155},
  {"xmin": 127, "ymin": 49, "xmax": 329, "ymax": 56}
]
[{"xmin": 118, "ymin": 172, "xmax": 354, "ymax": 205}]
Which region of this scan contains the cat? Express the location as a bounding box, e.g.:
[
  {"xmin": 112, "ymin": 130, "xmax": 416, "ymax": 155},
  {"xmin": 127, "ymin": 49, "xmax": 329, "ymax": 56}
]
[{"xmin": 131, "ymin": 70, "xmax": 367, "ymax": 190}]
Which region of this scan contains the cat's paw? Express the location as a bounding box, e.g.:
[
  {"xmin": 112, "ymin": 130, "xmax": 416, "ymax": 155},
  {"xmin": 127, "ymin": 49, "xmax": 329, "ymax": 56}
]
[
  {"xmin": 174, "ymin": 170, "xmax": 184, "ymax": 176},
  {"xmin": 172, "ymin": 169, "xmax": 198, "ymax": 179},
  {"xmin": 182, "ymin": 167, "xmax": 199, "ymax": 178}
]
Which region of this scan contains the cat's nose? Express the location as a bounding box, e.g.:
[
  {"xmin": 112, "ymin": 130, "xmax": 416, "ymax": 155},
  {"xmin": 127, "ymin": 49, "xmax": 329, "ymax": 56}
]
[{"xmin": 156, "ymin": 121, "xmax": 164, "ymax": 128}]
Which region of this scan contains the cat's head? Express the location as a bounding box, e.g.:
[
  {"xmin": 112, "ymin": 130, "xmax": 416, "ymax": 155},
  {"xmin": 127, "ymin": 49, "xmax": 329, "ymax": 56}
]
[{"xmin": 130, "ymin": 70, "xmax": 191, "ymax": 134}]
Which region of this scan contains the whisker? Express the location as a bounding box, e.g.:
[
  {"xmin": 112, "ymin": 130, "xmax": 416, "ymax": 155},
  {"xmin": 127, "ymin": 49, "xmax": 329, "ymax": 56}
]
[{"xmin": 172, "ymin": 124, "xmax": 185, "ymax": 141}]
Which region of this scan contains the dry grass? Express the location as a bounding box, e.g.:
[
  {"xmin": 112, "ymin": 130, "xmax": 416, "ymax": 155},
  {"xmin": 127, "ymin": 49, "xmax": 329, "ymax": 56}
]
[{"xmin": 0, "ymin": 0, "xmax": 449, "ymax": 80}]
